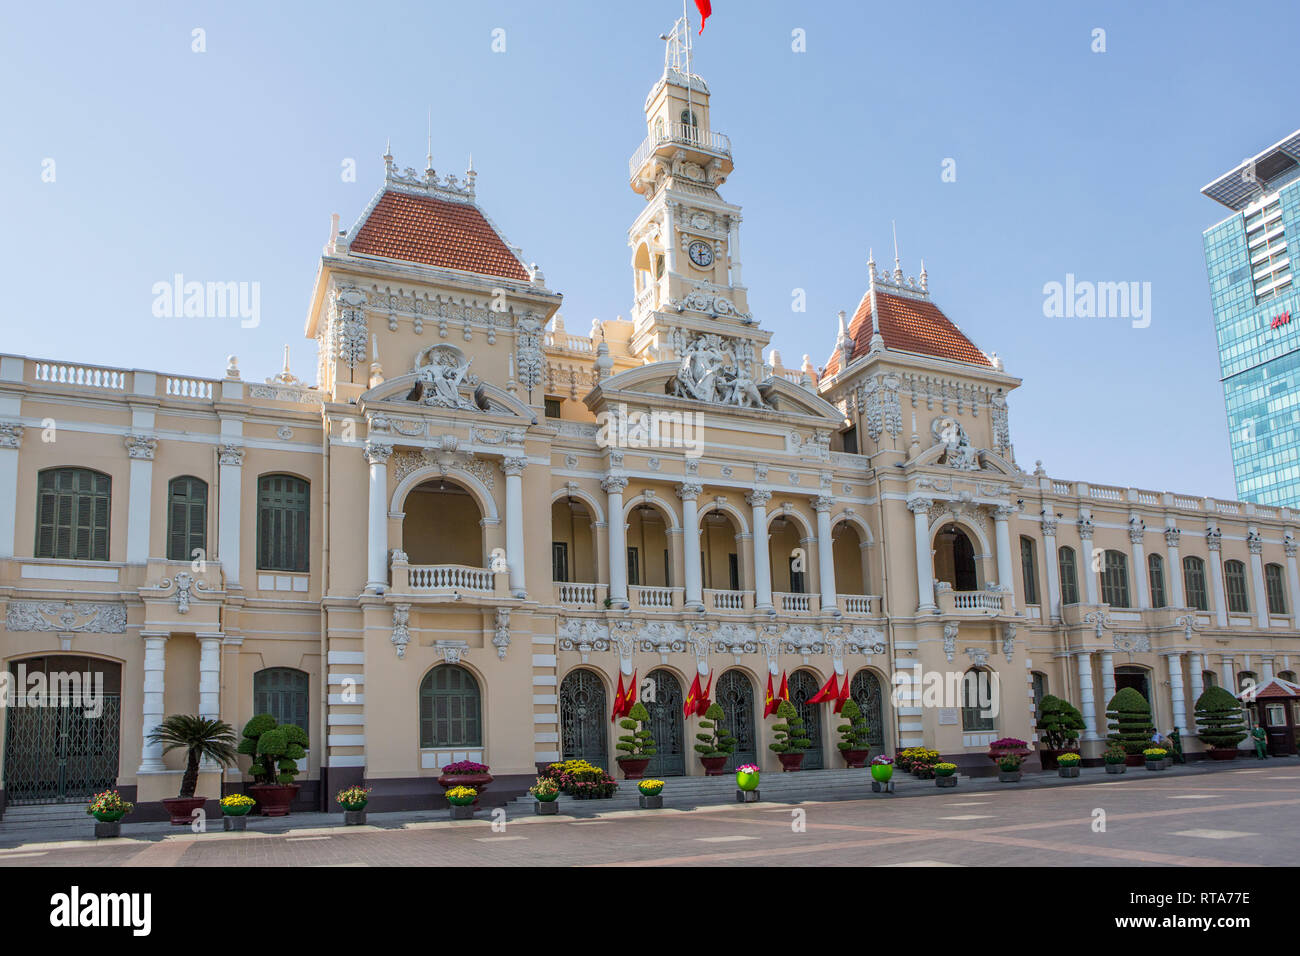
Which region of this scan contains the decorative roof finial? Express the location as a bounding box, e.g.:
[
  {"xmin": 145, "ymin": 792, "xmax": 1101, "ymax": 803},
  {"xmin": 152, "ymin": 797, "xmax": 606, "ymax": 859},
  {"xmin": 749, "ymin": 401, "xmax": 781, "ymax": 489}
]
[
  {"xmin": 919, "ymin": 258, "xmax": 928, "ymax": 292},
  {"xmin": 891, "ymin": 221, "xmax": 903, "ymax": 282},
  {"xmin": 425, "ymin": 107, "xmax": 434, "ymax": 174}
]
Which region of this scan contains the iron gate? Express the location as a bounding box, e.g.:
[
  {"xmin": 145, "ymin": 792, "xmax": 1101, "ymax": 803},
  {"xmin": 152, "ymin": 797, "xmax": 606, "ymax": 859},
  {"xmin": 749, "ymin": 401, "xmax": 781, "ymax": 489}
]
[
  {"xmin": 644, "ymin": 669, "xmax": 684, "ymax": 777},
  {"xmin": 850, "ymin": 669, "xmax": 886, "ymax": 752},
  {"xmin": 788, "ymin": 670, "xmax": 823, "ymax": 769},
  {"xmin": 717, "ymin": 670, "xmax": 756, "ymax": 770},
  {"xmin": 3, "ymin": 695, "xmax": 121, "ymax": 805},
  {"xmin": 560, "ymin": 669, "xmax": 609, "ymax": 770}
]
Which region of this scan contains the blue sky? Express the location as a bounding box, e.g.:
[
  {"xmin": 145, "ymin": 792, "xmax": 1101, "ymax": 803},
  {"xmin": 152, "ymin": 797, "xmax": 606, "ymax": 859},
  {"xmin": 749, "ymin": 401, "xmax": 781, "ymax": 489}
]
[{"xmin": 1, "ymin": 0, "xmax": 1296, "ymax": 499}]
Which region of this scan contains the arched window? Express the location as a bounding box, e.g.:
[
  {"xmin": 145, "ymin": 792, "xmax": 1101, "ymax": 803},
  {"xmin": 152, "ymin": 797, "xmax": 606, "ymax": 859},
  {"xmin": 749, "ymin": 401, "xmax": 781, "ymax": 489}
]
[
  {"xmin": 257, "ymin": 474, "xmax": 309, "ymax": 572},
  {"xmin": 960, "ymin": 668, "xmax": 996, "ymax": 731},
  {"xmin": 35, "ymin": 467, "xmax": 111, "ymax": 561},
  {"xmin": 1237, "ymin": 670, "xmax": 1258, "ymax": 698},
  {"xmin": 1224, "ymin": 560, "xmax": 1249, "ymax": 613},
  {"xmin": 1019, "ymin": 536, "xmax": 1040, "ymax": 605},
  {"xmin": 419, "ymin": 665, "xmax": 482, "ymax": 748},
  {"xmin": 1183, "ymin": 556, "xmax": 1208, "ymax": 611},
  {"xmin": 653, "ymin": 117, "xmax": 665, "ymax": 142},
  {"xmin": 680, "ymin": 108, "xmax": 698, "ymax": 129},
  {"xmin": 1058, "ymin": 546, "xmax": 1079, "ymax": 605},
  {"xmin": 1148, "ymin": 553, "xmax": 1166, "ymax": 608},
  {"xmin": 1279, "ymin": 670, "xmax": 1297, "ymax": 683},
  {"xmin": 1101, "ymin": 550, "xmax": 1130, "ymax": 608},
  {"xmin": 253, "ymin": 668, "xmax": 309, "ymax": 735},
  {"xmin": 1202, "ymin": 670, "xmax": 1218, "ymax": 689},
  {"xmin": 167, "ymin": 476, "xmax": 208, "ymax": 562},
  {"xmin": 1265, "ymin": 563, "xmax": 1287, "ymax": 615}
]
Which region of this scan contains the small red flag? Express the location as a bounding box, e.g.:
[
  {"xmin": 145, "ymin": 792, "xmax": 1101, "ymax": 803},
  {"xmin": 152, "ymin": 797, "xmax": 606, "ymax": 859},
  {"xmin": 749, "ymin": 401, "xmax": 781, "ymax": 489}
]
[
  {"xmin": 695, "ymin": 0, "xmax": 711, "ymax": 34},
  {"xmin": 624, "ymin": 670, "xmax": 638, "ymax": 714},
  {"xmin": 778, "ymin": 671, "xmax": 789, "ymax": 704},
  {"xmin": 808, "ymin": 673, "xmax": 840, "ymax": 705},
  {"xmin": 696, "ymin": 671, "xmax": 714, "ymax": 717},
  {"xmin": 763, "ymin": 673, "xmax": 776, "ymax": 717},
  {"xmin": 834, "ymin": 672, "xmax": 851, "ymax": 715},
  {"xmin": 612, "ymin": 671, "xmax": 627, "ymax": 722},
  {"xmin": 684, "ymin": 672, "xmax": 702, "ymax": 717}
]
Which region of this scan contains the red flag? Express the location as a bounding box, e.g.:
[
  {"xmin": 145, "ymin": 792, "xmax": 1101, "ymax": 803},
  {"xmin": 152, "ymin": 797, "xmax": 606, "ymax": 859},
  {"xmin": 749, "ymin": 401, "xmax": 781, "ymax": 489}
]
[
  {"xmin": 695, "ymin": 0, "xmax": 711, "ymax": 34},
  {"xmin": 624, "ymin": 670, "xmax": 638, "ymax": 715},
  {"xmin": 834, "ymin": 672, "xmax": 851, "ymax": 715},
  {"xmin": 763, "ymin": 673, "xmax": 776, "ymax": 717},
  {"xmin": 612, "ymin": 671, "xmax": 627, "ymax": 722},
  {"xmin": 777, "ymin": 671, "xmax": 789, "ymax": 705},
  {"xmin": 696, "ymin": 671, "xmax": 714, "ymax": 717},
  {"xmin": 808, "ymin": 673, "xmax": 840, "ymax": 705},
  {"xmin": 684, "ymin": 672, "xmax": 702, "ymax": 717}
]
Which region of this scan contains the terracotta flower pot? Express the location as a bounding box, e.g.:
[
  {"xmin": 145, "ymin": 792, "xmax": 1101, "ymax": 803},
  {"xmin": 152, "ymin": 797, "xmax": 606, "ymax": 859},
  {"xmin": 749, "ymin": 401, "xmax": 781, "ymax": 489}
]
[
  {"xmin": 777, "ymin": 752, "xmax": 805, "ymax": 772},
  {"xmin": 161, "ymin": 796, "xmax": 207, "ymax": 826},
  {"xmin": 1208, "ymin": 747, "xmax": 1238, "ymax": 761},
  {"xmin": 617, "ymin": 758, "xmax": 650, "ymax": 780},
  {"xmin": 840, "ymin": 748, "xmax": 870, "ymax": 769},
  {"xmin": 248, "ymin": 783, "xmax": 300, "ymax": 817},
  {"xmin": 1124, "ymin": 753, "xmax": 1145, "ymax": 767},
  {"xmin": 699, "ymin": 756, "xmax": 728, "ymax": 776}
]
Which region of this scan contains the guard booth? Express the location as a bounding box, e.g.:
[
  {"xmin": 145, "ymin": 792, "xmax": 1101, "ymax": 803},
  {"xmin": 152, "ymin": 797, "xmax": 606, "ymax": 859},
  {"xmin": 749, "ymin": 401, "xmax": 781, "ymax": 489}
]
[{"xmin": 1236, "ymin": 677, "xmax": 1300, "ymax": 756}]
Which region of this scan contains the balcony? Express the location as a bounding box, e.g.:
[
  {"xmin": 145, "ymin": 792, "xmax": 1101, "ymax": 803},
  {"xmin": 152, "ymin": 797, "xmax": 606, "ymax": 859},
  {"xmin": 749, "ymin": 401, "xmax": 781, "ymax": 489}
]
[
  {"xmin": 936, "ymin": 585, "xmax": 1006, "ymax": 617},
  {"xmin": 838, "ymin": 594, "xmax": 881, "ymax": 616},
  {"xmin": 775, "ymin": 592, "xmax": 816, "ymax": 614},
  {"xmin": 628, "ymin": 123, "xmax": 733, "ymax": 180},
  {"xmin": 705, "ymin": 588, "xmax": 750, "ymax": 612},
  {"xmin": 390, "ymin": 557, "xmax": 506, "ymax": 602},
  {"xmin": 556, "ymin": 582, "xmax": 603, "ymax": 608}
]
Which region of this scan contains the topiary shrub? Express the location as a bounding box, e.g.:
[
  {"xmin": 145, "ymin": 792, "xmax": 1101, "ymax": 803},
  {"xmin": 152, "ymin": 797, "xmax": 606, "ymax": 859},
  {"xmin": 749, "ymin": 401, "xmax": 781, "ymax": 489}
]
[
  {"xmin": 769, "ymin": 700, "xmax": 811, "ymax": 754},
  {"xmin": 693, "ymin": 702, "xmax": 736, "ymax": 759},
  {"xmin": 1035, "ymin": 695, "xmax": 1086, "ymax": 751},
  {"xmin": 616, "ymin": 701, "xmax": 657, "ymax": 762},
  {"xmin": 1105, "ymin": 687, "xmax": 1155, "ymax": 755},
  {"xmin": 1195, "ymin": 686, "xmax": 1248, "ymax": 750},
  {"xmin": 238, "ymin": 713, "xmax": 308, "ymax": 784},
  {"xmin": 836, "ymin": 698, "xmax": 871, "ymax": 752}
]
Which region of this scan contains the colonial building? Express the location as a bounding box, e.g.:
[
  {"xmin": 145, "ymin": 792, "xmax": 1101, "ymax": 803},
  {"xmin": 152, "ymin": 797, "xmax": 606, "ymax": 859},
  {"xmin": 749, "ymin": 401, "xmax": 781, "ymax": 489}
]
[{"xmin": 2, "ymin": 28, "xmax": 1297, "ymax": 817}]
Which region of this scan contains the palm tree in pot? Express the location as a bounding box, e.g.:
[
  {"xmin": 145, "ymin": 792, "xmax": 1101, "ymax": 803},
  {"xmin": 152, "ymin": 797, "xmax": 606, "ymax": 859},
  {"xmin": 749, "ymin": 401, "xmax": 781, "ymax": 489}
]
[{"xmin": 147, "ymin": 715, "xmax": 239, "ymax": 825}]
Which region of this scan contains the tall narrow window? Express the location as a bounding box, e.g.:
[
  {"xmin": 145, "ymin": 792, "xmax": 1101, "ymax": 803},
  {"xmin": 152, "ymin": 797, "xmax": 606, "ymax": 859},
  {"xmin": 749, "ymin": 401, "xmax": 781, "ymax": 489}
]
[
  {"xmin": 419, "ymin": 665, "xmax": 481, "ymax": 748},
  {"xmin": 1265, "ymin": 562, "xmax": 1287, "ymax": 615},
  {"xmin": 1019, "ymin": 536, "xmax": 1040, "ymax": 605},
  {"xmin": 35, "ymin": 468, "xmax": 111, "ymax": 561},
  {"xmin": 1224, "ymin": 559, "xmax": 1249, "ymax": 613},
  {"xmin": 1183, "ymin": 556, "xmax": 1208, "ymax": 611},
  {"xmin": 728, "ymin": 553, "xmax": 740, "ymax": 591},
  {"xmin": 1058, "ymin": 546, "xmax": 1079, "ymax": 605},
  {"xmin": 551, "ymin": 542, "xmax": 569, "ymax": 583},
  {"xmin": 789, "ymin": 555, "xmax": 806, "ymax": 594},
  {"xmin": 960, "ymin": 669, "xmax": 996, "ymax": 732},
  {"xmin": 256, "ymin": 474, "xmax": 310, "ymax": 572},
  {"xmin": 627, "ymin": 547, "xmax": 640, "ymax": 587},
  {"xmin": 253, "ymin": 668, "xmax": 309, "ymax": 734},
  {"xmin": 167, "ymin": 476, "xmax": 208, "ymax": 562},
  {"xmin": 1101, "ymin": 550, "xmax": 1130, "ymax": 607},
  {"xmin": 1148, "ymin": 553, "xmax": 1166, "ymax": 608}
]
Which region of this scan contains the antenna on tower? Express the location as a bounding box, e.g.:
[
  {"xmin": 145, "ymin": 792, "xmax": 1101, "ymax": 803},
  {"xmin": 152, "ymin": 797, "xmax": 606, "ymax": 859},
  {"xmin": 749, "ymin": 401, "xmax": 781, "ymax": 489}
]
[{"xmin": 425, "ymin": 106, "xmax": 433, "ymax": 172}]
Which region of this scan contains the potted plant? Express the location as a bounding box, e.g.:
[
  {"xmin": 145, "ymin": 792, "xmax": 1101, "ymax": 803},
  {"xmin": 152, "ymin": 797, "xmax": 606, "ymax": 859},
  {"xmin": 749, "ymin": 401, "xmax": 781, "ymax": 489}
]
[
  {"xmin": 1035, "ymin": 695, "xmax": 1086, "ymax": 769},
  {"xmin": 895, "ymin": 749, "xmax": 915, "ymax": 773},
  {"xmin": 769, "ymin": 700, "xmax": 812, "ymax": 771},
  {"xmin": 694, "ymin": 702, "xmax": 735, "ymax": 775},
  {"xmin": 1103, "ymin": 746, "xmax": 1127, "ymax": 774},
  {"xmin": 987, "ymin": 737, "xmax": 1033, "ymax": 766},
  {"xmin": 337, "ymin": 785, "xmax": 372, "ymax": 825},
  {"xmin": 735, "ymin": 763, "xmax": 760, "ymax": 802},
  {"xmin": 637, "ymin": 779, "xmax": 665, "ymax": 809},
  {"xmin": 997, "ymin": 754, "xmax": 1022, "ymax": 782},
  {"xmin": 437, "ymin": 760, "xmax": 493, "ymax": 803},
  {"xmin": 1195, "ymin": 686, "xmax": 1248, "ymax": 760},
  {"xmin": 530, "ymin": 776, "xmax": 561, "ymax": 814},
  {"xmin": 616, "ymin": 702, "xmax": 657, "ymax": 779},
  {"xmin": 934, "ymin": 762, "xmax": 959, "ymax": 788},
  {"xmin": 1057, "ymin": 752, "xmax": 1082, "ymax": 778},
  {"xmin": 238, "ymin": 713, "xmax": 308, "ymax": 816},
  {"xmin": 446, "ymin": 786, "xmax": 477, "ymax": 819},
  {"xmin": 836, "ymin": 698, "xmax": 871, "ymax": 768},
  {"xmin": 870, "ymin": 755, "xmax": 894, "ymax": 793},
  {"xmin": 542, "ymin": 760, "xmax": 619, "ymax": 798},
  {"xmin": 148, "ymin": 714, "xmax": 239, "ymax": 825},
  {"xmin": 1143, "ymin": 747, "xmax": 1168, "ymax": 770},
  {"xmin": 87, "ymin": 790, "xmax": 133, "ymax": 839},
  {"xmin": 909, "ymin": 747, "xmax": 940, "ymax": 778},
  {"xmin": 1105, "ymin": 688, "xmax": 1155, "ymax": 766},
  {"xmin": 220, "ymin": 793, "xmax": 255, "ymax": 830}
]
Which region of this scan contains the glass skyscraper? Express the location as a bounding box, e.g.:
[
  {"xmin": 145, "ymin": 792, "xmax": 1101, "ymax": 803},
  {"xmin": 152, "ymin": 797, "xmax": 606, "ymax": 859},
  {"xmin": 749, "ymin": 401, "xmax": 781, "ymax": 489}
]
[{"xmin": 1203, "ymin": 130, "xmax": 1300, "ymax": 506}]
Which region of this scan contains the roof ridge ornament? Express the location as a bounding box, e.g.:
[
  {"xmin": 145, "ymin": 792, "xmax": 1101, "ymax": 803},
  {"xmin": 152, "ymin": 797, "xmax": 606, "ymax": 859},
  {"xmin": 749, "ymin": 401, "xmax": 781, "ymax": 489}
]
[{"xmin": 383, "ymin": 148, "xmax": 477, "ymax": 202}]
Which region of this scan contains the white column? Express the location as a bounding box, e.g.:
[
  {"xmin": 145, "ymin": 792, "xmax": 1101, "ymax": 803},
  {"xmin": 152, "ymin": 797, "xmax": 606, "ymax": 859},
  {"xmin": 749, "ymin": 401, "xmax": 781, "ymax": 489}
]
[
  {"xmin": 1099, "ymin": 651, "xmax": 1116, "ymax": 712},
  {"xmin": 1188, "ymin": 653, "xmax": 1205, "ymax": 729},
  {"xmin": 663, "ymin": 201, "xmax": 678, "ymax": 274},
  {"xmin": 1079, "ymin": 520, "xmax": 1100, "ymax": 605},
  {"xmin": 1248, "ymin": 533, "xmax": 1269, "ymax": 628},
  {"xmin": 1165, "ymin": 526, "xmax": 1185, "ymax": 607},
  {"xmin": 198, "ymin": 633, "xmax": 222, "ymax": 769},
  {"xmin": 1207, "ymin": 530, "xmax": 1228, "ymax": 626},
  {"xmin": 1285, "ymin": 534, "xmax": 1300, "ymax": 622},
  {"xmin": 1042, "ymin": 519, "xmax": 1061, "ymax": 622},
  {"xmin": 1129, "ymin": 519, "xmax": 1149, "ymax": 609},
  {"xmin": 748, "ymin": 490, "xmax": 772, "ymax": 610},
  {"xmin": 602, "ymin": 476, "xmax": 629, "ymax": 606},
  {"xmin": 1165, "ymin": 652, "xmax": 1187, "ymax": 735},
  {"xmin": 217, "ymin": 443, "xmax": 245, "ymax": 588},
  {"xmin": 814, "ymin": 495, "xmax": 838, "ymax": 614},
  {"xmin": 125, "ymin": 435, "xmax": 157, "ymax": 563},
  {"xmin": 364, "ymin": 442, "xmax": 392, "ymax": 592},
  {"xmin": 1262, "ymin": 657, "xmax": 1276, "ymax": 680},
  {"xmin": 909, "ymin": 498, "xmax": 935, "ymax": 612},
  {"xmin": 679, "ymin": 482, "xmax": 703, "ymax": 609},
  {"xmin": 502, "ymin": 457, "xmax": 527, "ymax": 598},
  {"xmin": 138, "ymin": 634, "xmax": 168, "ymax": 773},
  {"xmin": 1220, "ymin": 655, "xmax": 1234, "ymax": 689},
  {"xmin": 728, "ymin": 216, "xmax": 743, "ymax": 286},
  {"xmin": 992, "ymin": 505, "xmax": 1017, "ymax": 606},
  {"xmin": 1077, "ymin": 651, "xmax": 1099, "ymax": 740},
  {"xmin": 0, "ymin": 422, "xmax": 23, "ymax": 559}
]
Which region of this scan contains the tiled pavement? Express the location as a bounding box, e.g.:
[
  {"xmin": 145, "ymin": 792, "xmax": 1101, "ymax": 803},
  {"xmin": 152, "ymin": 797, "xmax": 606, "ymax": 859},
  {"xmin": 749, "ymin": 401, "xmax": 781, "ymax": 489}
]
[{"xmin": 1, "ymin": 758, "xmax": 1296, "ymax": 866}]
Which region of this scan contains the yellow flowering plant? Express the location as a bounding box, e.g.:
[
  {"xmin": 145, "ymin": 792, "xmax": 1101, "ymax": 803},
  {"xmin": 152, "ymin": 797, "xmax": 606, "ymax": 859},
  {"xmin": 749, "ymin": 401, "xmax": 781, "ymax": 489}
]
[
  {"xmin": 933, "ymin": 762, "xmax": 958, "ymax": 777},
  {"xmin": 1143, "ymin": 747, "xmax": 1168, "ymax": 758},
  {"xmin": 446, "ymin": 786, "xmax": 477, "ymax": 806},
  {"xmin": 1057, "ymin": 752, "xmax": 1082, "ymax": 766},
  {"xmin": 220, "ymin": 793, "xmax": 256, "ymax": 816},
  {"xmin": 637, "ymin": 779, "xmax": 665, "ymax": 796}
]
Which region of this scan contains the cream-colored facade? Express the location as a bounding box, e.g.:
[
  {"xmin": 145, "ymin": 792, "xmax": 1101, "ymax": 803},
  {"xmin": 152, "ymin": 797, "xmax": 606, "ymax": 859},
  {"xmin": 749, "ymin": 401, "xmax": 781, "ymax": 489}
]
[{"xmin": 1, "ymin": 40, "xmax": 1295, "ymax": 816}]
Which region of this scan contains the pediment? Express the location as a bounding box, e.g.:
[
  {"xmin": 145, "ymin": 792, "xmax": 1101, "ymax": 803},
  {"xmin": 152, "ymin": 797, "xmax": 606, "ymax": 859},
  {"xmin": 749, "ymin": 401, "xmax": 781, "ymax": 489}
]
[{"xmin": 360, "ymin": 371, "xmax": 537, "ymax": 422}]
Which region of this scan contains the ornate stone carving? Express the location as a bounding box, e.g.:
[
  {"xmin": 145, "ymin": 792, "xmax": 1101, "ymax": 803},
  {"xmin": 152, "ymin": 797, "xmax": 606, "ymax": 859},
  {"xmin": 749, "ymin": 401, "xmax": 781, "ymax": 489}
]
[
  {"xmin": 124, "ymin": 434, "xmax": 157, "ymax": 460},
  {"xmin": 1113, "ymin": 633, "xmax": 1150, "ymax": 654},
  {"xmin": 493, "ymin": 608, "xmax": 511, "ymax": 661},
  {"xmin": 363, "ymin": 441, "xmax": 393, "ymax": 465},
  {"xmin": 158, "ymin": 572, "xmax": 206, "ymax": 614},
  {"xmin": 668, "ymin": 284, "xmax": 751, "ymax": 322},
  {"xmin": 943, "ymin": 622, "xmax": 958, "ymax": 662},
  {"xmin": 501, "ymin": 456, "xmax": 527, "ymax": 477},
  {"xmin": 0, "ymin": 422, "xmax": 23, "ymax": 449},
  {"xmin": 746, "ymin": 489, "xmax": 772, "ymax": 507},
  {"xmin": 1128, "ymin": 516, "xmax": 1145, "ymax": 543},
  {"xmin": 668, "ymin": 333, "xmax": 767, "ymax": 407},
  {"xmin": 333, "ymin": 284, "xmax": 369, "ymax": 371},
  {"xmin": 964, "ymin": 646, "xmax": 990, "ymax": 667},
  {"xmin": 412, "ymin": 344, "xmax": 480, "ymax": 411},
  {"xmin": 990, "ymin": 391, "xmax": 1011, "ymax": 456},
  {"xmin": 1002, "ymin": 623, "xmax": 1016, "ymax": 662},
  {"xmin": 390, "ymin": 448, "xmax": 495, "ymax": 490},
  {"xmin": 1040, "ymin": 516, "xmax": 1058, "ymax": 537},
  {"xmin": 676, "ymin": 482, "xmax": 703, "ymax": 501},
  {"xmin": 1247, "ymin": 529, "xmax": 1263, "ymax": 555},
  {"xmin": 861, "ymin": 373, "xmax": 902, "ymax": 444},
  {"xmin": 1205, "ymin": 526, "xmax": 1222, "ymax": 551},
  {"xmin": 600, "ymin": 475, "xmax": 628, "ymax": 494},
  {"xmin": 1164, "ymin": 526, "xmax": 1182, "ymax": 548},
  {"xmin": 932, "ymin": 416, "xmax": 979, "ymax": 471},
  {"xmin": 638, "ymin": 621, "xmax": 687, "ymax": 657},
  {"xmin": 713, "ymin": 623, "xmax": 758, "ymax": 659},
  {"xmin": 218, "ymin": 443, "xmax": 245, "ymax": 467},
  {"xmin": 391, "ymin": 604, "xmax": 411, "ymax": 659},
  {"xmin": 813, "ymin": 495, "xmax": 834, "ymax": 514},
  {"xmin": 1285, "ymin": 531, "xmax": 1297, "ymax": 558},
  {"xmin": 1077, "ymin": 516, "xmax": 1094, "ymax": 540},
  {"xmin": 557, "ymin": 617, "xmax": 610, "ymax": 663},
  {"xmin": 907, "ymin": 497, "xmax": 933, "ymax": 515},
  {"xmin": 514, "ymin": 312, "xmax": 545, "ymax": 397},
  {"xmin": 5, "ymin": 600, "xmax": 127, "ymax": 633}
]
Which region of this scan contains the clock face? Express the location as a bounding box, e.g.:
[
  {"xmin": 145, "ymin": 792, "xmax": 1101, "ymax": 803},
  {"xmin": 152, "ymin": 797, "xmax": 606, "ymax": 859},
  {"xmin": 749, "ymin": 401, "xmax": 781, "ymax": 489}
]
[{"xmin": 688, "ymin": 240, "xmax": 714, "ymax": 268}]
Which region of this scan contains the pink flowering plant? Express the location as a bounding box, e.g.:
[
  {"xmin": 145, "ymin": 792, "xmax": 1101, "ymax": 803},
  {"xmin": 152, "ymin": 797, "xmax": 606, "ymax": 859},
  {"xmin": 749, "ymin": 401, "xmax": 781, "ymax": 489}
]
[
  {"xmin": 441, "ymin": 760, "xmax": 490, "ymax": 775},
  {"xmin": 870, "ymin": 755, "xmax": 894, "ymax": 766}
]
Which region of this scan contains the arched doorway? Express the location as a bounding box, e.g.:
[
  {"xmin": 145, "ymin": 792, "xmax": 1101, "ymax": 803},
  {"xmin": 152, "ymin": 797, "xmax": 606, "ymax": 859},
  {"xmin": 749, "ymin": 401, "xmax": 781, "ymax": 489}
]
[
  {"xmin": 402, "ymin": 479, "xmax": 484, "ymax": 566},
  {"xmin": 934, "ymin": 524, "xmax": 978, "ymax": 591},
  {"xmin": 832, "ymin": 521, "xmax": 869, "ymax": 596},
  {"xmin": 1113, "ymin": 665, "xmax": 1151, "ymax": 707},
  {"xmin": 551, "ymin": 496, "xmax": 596, "ymax": 585},
  {"xmin": 701, "ymin": 508, "xmax": 743, "ymax": 595},
  {"xmin": 626, "ymin": 501, "xmax": 671, "ymax": 588},
  {"xmin": 768, "ymin": 513, "xmax": 805, "ymax": 595},
  {"xmin": 644, "ymin": 669, "xmax": 685, "ymax": 777},
  {"xmin": 559, "ymin": 669, "xmax": 608, "ymax": 769},
  {"xmin": 716, "ymin": 670, "xmax": 756, "ymax": 770},
  {"xmin": 788, "ymin": 670, "xmax": 824, "ymax": 769},
  {"xmin": 849, "ymin": 669, "xmax": 886, "ymax": 753},
  {"xmin": 3, "ymin": 656, "xmax": 121, "ymax": 805}
]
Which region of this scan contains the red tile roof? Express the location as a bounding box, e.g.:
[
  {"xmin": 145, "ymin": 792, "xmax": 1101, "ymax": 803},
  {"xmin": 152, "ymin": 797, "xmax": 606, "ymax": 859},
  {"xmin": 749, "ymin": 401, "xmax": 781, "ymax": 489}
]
[
  {"xmin": 822, "ymin": 288, "xmax": 992, "ymax": 376},
  {"xmin": 349, "ymin": 190, "xmax": 530, "ymax": 281}
]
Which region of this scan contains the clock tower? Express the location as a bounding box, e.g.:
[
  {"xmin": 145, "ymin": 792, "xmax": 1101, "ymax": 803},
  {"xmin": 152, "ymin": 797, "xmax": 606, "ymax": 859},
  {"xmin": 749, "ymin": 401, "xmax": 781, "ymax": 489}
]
[{"xmin": 625, "ymin": 15, "xmax": 770, "ymax": 376}]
